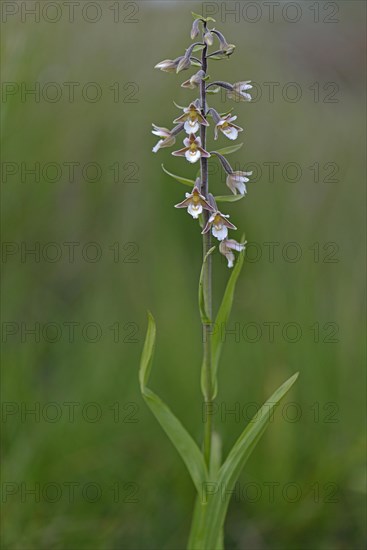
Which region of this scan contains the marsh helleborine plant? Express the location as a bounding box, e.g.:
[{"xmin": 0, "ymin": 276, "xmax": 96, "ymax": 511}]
[{"xmin": 140, "ymin": 13, "xmax": 299, "ymax": 550}]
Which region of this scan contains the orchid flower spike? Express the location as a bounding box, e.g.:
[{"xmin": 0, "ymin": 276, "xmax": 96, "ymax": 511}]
[
  {"xmin": 152, "ymin": 17, "xmax": 252, "ymax": 266},
  {"xmin": 172, "ymin": 134, "xmax": 210, "ymax": 164}
]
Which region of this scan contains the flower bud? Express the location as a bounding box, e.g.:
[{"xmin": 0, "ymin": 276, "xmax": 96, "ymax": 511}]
[
  {"xmin": 191, "ymin": 18, "xmax": 201, "ymax": 39},
  {"xmin": 155, "ymin": 58, "xmax": 182, "ymax": 73},
  {"xmin": 181, "ymin": 70, "xmax": 205, "ymax": 89},
  {"xmin": 212, "ymin": 30, "xmax": 228, "ymax": 49},
  {"xmin": 204, "ymin": 31, "xmax": 214, "ymax": 46},
  {"xmin": 211, "ymin": 30, "xmax": 236, "ymax": 56},
  {"xmin": 176, "ymin": 56, "xmax": 191, "ymax": 73},
  {"xmin": 223, "ymin": 44, "xmax": 236, "ymax": 55}
]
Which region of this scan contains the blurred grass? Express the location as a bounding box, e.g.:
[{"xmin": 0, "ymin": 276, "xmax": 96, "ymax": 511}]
[{"xmin": 1, "ymin": 1, "xmax": 366, "ymax": 549}]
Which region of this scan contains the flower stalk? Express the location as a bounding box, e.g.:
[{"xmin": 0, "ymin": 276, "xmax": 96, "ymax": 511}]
[{"xmin": 199, "ymin": 35, "xmax": 214, "ymax": 469}]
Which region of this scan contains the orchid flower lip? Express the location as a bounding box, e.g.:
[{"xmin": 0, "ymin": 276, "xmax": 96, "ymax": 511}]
[
  {"xmin": 202, "ymin": 210, "xmax": 237, "ymax": 240},
  {"xmin": 172, "ymin": 133, "xmax": 210, "ymax": 163},
  {"xmin": 173, "ymin": 103, "xmax": 209, "ymax": 134},
  {"xmin": 174, "ymin": 185, "xmax": 215, "ymax": 218}
]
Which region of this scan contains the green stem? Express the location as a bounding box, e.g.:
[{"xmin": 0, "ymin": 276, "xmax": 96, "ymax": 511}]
[{"xmin": 199, "ymin": 40, "xmax": 213, "ymax": 470}]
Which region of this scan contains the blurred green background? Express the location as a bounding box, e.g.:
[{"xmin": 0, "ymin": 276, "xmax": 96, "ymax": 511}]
[{"xmin": 1, "ymin": 1, "xmax": 366, "ymax": 548}]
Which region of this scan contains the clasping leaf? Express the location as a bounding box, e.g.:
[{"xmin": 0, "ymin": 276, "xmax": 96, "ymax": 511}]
[
  {"xmin": 195, "ymin": 372, "xmax": 299, "ymax": 549},
  {"xmin": 139, "ymin": 313, "xmax": 208, "ymax": 494}
]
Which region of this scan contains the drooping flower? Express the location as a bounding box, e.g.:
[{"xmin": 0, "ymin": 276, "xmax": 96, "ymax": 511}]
[
  {"xmin": 219, "ymin": 239, "xmax": 246, "ymax": 268},
  {"xmin": 181, "ymin": 70, "xmax": 205, "ymax": 90},
  {"xmin": 227, "ymin": 81, "xmax": 252, "ymax": 102},
  {"xmin": 172, "ymin": 134, "xmax": 210, "ymax": 164},
  {"xmin": 226, "ymin": 171, "xmax": 252, "ymax": 195},
  {"xmin": 155, "ymin": 57, "xmax": 186, "ymax": 73},
  {"xmin": 175, "ymin": 183, "xmax": 214, "ymax": 219},
  {"xmin": 151, "ymin": 123, "xmax": 184, "ymax": 153},
  {"xmin": 151, "ymin": 124, "xmax": 175, "ymax": 153},
  {"xmin": 202, "ymin": 210, "xmax": 237, "ymax": 241},
  {"xmin": 173, "ymin": 102, "xmax": 209, "ymax": 135},
  {"xmin": 214, "ymin": 114, "xmax": 243, "ymax": 141},
  {"xmin": 210, "ymin": 29, "xmax": 236, "ymax": 56}
]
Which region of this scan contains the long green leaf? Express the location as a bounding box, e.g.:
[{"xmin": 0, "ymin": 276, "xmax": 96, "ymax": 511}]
[
  {"xmin": 161, "ymin": 164, "xmax": 195, "ymax": 187},
  {"xmin": 198, "ymin": 373, "xmax": 299, "ymax": 549},
  {"xmin": 215, "ymin": 143, "xmax": 243, "ymax": 155},
  {"xmin": 214, "ymin": 194, "xmax": 244, "ymax": 203},
  {"xmin": 211, "ymin": 246, "xmax": 245, "ymax": 398},
  {"xmin": 139, "ymin": 313, "xmax": 208, "ymax": 494}
]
